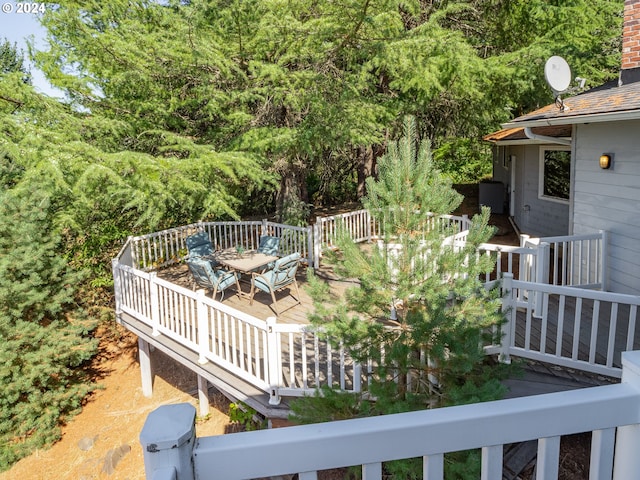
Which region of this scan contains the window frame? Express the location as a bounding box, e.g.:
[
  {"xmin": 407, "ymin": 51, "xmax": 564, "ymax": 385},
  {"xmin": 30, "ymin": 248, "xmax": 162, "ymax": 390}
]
[{"xmin": 538, "ymin": 146, "xmax": 571, "ymax": 204}]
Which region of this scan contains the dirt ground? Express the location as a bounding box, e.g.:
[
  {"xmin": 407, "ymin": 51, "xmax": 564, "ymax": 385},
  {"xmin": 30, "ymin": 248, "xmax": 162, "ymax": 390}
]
[{"xmin": 0, "ymin": 327, "xmax": 233, "ymax": 480}]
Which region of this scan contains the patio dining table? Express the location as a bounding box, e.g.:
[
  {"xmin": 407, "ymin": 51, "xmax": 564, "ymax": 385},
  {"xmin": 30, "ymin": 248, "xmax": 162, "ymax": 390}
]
[{"xmin": 211, "ymin": 249, "xmax": 279, "ymax": 295}]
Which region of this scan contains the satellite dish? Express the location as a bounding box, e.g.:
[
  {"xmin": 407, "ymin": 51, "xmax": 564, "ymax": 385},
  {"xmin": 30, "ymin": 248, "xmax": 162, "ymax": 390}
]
[{"xmin": 544, "ymin": 56, "xmax": 572, "ymax": 94}]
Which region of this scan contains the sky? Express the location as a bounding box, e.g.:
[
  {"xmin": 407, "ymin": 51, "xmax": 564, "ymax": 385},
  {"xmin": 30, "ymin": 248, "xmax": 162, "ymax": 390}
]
[{"xmin": 0, "ymin": 0, "xmax": 63, "ymax": 97}]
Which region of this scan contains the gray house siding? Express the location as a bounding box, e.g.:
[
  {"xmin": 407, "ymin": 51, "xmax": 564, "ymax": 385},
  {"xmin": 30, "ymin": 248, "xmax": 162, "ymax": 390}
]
[
  {"xmin": 503, "ymin": 144, "xmax": 570, "ymax": 237},
  {"xmin": 572, "ymin": 120, "xmax": 640, "ymax": 295}
]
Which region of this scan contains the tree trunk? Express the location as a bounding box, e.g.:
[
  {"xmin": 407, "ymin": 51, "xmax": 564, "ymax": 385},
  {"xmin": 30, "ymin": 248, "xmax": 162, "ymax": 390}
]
[
  {"xmin": 275, "ymin": 157, "xmax": 309, "ymax": 225},
  {"xmin": 356, "ymin": 144, "xmax": 385, "ymax": 199}
]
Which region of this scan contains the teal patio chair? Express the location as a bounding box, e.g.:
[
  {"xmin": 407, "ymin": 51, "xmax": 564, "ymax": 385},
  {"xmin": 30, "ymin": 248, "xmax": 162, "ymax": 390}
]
[
  {"xmin": 186, "ymin": 257, "xmax": 240, "ymax": 300},
  {"xmin": 257, "ymin": 235, "xmax": 280, "ymax": 256},
  {"xmin": 186, "ymin": 231, "xmax": 214, "ymax": 257},
  {"xmin": 249, "ymin": 252, "xmax": 301, "ymax": 315},
  {"xmin": 186, "ymin": 231, "xmax": 219, "ymax": 268}
]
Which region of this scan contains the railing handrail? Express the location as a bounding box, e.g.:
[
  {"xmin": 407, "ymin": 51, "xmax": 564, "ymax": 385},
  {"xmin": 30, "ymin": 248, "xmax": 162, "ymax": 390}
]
[
  {"xmin": 194, "ymin": 382, "xmax": 639, "ymax": 478},
  {"xmin": 140, "ymin": 351, "xmax": 640, "ymax": 480},
  {"xmin": 510, "ymin": 278, "xmax": 640, "ymax": 305},
  {"xmin": 540, "ymin": 231, "xmax": 605, "ymax": 243}
]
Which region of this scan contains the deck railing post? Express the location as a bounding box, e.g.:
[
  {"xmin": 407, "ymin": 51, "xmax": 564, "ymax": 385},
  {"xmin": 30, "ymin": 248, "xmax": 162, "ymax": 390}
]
[
  {"xmin": 462, "ymin": 214, "xmax": 469, "ymax": 232},
  {"xmin": 533, "ymin": 242, "xmax": 550, "ymax": 318},
  {"xmin": 149, "ymin": 272, "xmax": 161, "ymax": 337},
  {"xmin": 112, "ymin": 259, "xmax": 123, "ymax": 317},
  {"xmin": 499, "ymin": 273, "xmax": 514, "ymax": 364},
  {"xmin": 306, "ymin": 225, "xmax": 314, "ymax": 267},
  {"xmin": 266, "ymin": 317, "xmax": 282, "ymax": 405},
  {"xmin": 313, "ymin": 219, "xmax": 322, "ymax": 269},
  {"xmin": 353, "ymin": 362, "xmax": 362, "ymax": 392},
  {"xmin": 613, "ymin": 351, "xmax": 640, "ymax": 480},
  {"xmin": 140, "ymin": 403, "xmax": 196, "ymax": 480},
  {"xmin": 196, "ymin": 289, "xmax": 209, "ymax": 364}
]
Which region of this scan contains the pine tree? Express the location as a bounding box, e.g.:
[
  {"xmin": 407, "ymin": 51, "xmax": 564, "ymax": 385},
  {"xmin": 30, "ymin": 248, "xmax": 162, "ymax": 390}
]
[
  {"xmin": 0, "ymin": 186, "xmax": 97, "ymax": 468},
  {"xmin": 294, "ymin": 117, "xmax": 509, "ymax": 478},
  {"xmin": 0, "ymin": 38, "xmax": 30, "ymax": 83}
]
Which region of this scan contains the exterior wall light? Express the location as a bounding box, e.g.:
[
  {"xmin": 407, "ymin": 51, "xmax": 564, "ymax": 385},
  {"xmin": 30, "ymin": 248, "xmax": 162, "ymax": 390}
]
[{"xmin": 599, "ymin": 154, "xmax": 612, "ymax": 169}]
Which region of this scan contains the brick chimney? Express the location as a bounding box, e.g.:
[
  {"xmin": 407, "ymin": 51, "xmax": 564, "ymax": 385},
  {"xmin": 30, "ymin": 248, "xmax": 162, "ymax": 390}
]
[{"xmin": 621, "ymin": 0, "xmax": 640, "ymax": 84}]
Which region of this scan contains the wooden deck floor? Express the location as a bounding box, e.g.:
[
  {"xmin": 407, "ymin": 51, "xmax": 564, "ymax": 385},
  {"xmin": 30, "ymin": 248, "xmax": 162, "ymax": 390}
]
[{"xmin": 158, "ymin": 262, "xmax": 356, "ymax": 326}]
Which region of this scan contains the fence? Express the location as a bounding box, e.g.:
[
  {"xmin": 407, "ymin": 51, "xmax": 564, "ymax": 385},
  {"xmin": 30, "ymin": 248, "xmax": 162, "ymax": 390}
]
[
  {"xmin": 140, "ymin": 351, "xmax": 640, "ymax": 480},
  {"xmin": 312, "ymin": 209, "xmax": 471, "ymax": 267},
  {"xmin": 484, "ymin": 274, "xmax": 640, "ymax": 378},
  {"xmin": 128, "ymin": 220, "xmax": 313, "ymax": 270},
  {"xmin": 537, "ymin": 231, "xmax": 607, "ymax": 289}
]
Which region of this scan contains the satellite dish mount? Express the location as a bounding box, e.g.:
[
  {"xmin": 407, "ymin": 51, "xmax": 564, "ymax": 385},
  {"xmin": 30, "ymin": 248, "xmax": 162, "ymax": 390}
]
[{"xmin": 544, "ymin": 56, "xmax": 572, "ymax": 112}]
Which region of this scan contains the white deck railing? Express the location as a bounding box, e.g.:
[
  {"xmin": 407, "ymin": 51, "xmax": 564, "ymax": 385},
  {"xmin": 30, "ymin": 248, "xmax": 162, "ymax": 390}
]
[
  {"xmin": 129, "ymin": 220, "xmax": 313, "ymax": 271},
  {"xmin": 112, "ymin": 211, "xmax": 632, "ymax": 393},
  {"xmin": 140, "ymin": 351, "xmax": 640, "ymax": 480},
  {"xmin": 120, "ymin": 212, "xmax": 605, "ymax": 289},
  {"xmin": 484, "ymin": 275, "xmax": 640, "ymax": 378},
  {"xmin": 312, "ymin": 209, "xmax": 471, "ymax": 267},
  {"xmin": 539, "ymin": 231, "xmax": 607, "ymax": 289},
  {"xmin": 521, "ymin": 231, "xmax": 606, "ymax": 289},
  {"xmin": 112, "ymin": 259, "xmax": 361, "ymax": 404}
]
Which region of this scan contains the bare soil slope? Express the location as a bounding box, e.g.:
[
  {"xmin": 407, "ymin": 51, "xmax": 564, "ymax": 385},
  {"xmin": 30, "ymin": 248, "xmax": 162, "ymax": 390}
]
[{"xmin": 1, "ymin": 328, "xmax": 232, "ymax": 480}]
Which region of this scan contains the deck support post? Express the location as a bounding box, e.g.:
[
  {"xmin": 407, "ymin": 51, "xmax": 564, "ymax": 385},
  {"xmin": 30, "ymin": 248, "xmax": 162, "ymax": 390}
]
[
  {"xmin": 139, "ymin": 337, "xmax": 154, "ymax": 398},
  {"xmin": 613, "ymin": 351, "xmax": 640, "ymax": 479},
  {"xmin": 197, "ymin": 375, "xmax": 210, "ymax": 417}
]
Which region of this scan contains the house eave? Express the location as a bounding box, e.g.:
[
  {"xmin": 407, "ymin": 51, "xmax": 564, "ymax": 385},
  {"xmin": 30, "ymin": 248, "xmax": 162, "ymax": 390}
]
[
  {"xmin": 489, "ymin": 138, "xmax": 572, "ymax": 146},
  {"xmin": 502, "ymin": 109, "xmax": 640, "ymax": 129}
]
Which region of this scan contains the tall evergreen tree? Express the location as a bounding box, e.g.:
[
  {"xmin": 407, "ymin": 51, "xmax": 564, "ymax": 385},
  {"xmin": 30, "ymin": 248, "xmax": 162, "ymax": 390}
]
[
  {"xmin": 0, "ymin": 56, "xmax": 272, "ymax": 467},
  {"xmin": 35, "ymin": 1, "xmax": 623, "ymax": 210},
  {"xmin": 0, "ymin": 38, "xmax": 30, "ymax": 82}
]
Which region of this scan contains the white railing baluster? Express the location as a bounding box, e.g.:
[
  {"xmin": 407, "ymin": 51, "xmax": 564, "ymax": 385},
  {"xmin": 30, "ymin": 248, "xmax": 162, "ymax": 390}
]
[
  {"xmin": 626, "ymin": 305, "xmax": 638, "ymax": 352},
  {"xmin": 302, "ymin": 331, "xmax": 308, "ymax": 389},
  {"xmin": 424, "ymin": 454, "xmax": 444, "ymax": 480},
  {"xmin": 481, "ymin": 445, "xmax": 502, "ymax": 480},
  {"xmin": 556, "ymin": 295, "xmax": 566, "ymax": 357},
  {"xmin": 314, "ymin": 335, "xmax": 320, "ymax": 388},
  {"xmin": 589, "ymin": 300, "xmax": 601, "ymax": 364},
  {"xmin": 340, "ymin": 342, "xmax": 346, "ymax": 390},
  {"xmin": 591, "ymin": 428, "xmax": 615, "ymax": 480},
  {"xmin": 197, "ymin": 290, "xmax": 208, "ymax": 364},
  {"xmin": 150, "ymin": 273, "xmax": 160, "ymax": 336},
  {"xmin": 289, "ymin": 332, "xmax": 295, "ymax": 387},
  {"xmin": 326, "ymin": 341, "xmax": 333, "ymax": 387},
  {"xmin": 607, "ymin": 303, "xmax": 619, "ymax": 367},
  {"xmin": 362, "ymin": 462, "xmax": 382, "ymax": 480},
  {"xmin": 540, "ymin": 293, "xmax": 549, "ymax": 353},
  {"xmin": 572, "ymin": 298, "xmax": 583, "ymax": 360},
  {"xmin": 537, "ymin": 436, "xmax": 560, "ymax": 479},
  {"xmin": 299, "ymin": 472, "xmax": 318, "ymax": 480}
]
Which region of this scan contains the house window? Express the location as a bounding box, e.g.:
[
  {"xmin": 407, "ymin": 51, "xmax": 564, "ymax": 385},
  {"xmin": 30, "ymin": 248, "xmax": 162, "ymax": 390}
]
[{"xmin": 539, "ymin": 147, "xmax": 570, "ymax": 203}]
